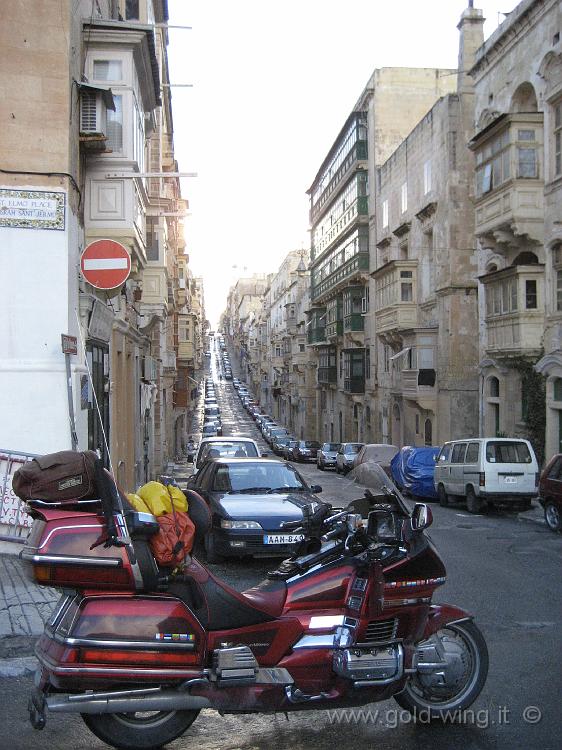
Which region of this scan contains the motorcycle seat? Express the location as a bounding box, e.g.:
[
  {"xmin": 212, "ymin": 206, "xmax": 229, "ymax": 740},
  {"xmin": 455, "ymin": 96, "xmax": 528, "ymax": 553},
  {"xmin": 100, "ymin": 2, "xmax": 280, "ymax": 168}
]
[
  {"xmin": 241, "ymin": 578, "xmax": 287, "ymax": 617},
  {"xmin": 170, "ymin": 558, "xmax": 287, "ymax": 629}
]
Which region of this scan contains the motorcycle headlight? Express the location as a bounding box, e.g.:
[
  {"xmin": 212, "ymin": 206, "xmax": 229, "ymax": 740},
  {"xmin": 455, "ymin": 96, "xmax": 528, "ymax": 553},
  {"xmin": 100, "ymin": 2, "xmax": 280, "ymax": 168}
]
[{"xmin": 220, "ymin": 519, "xmax": 263, "ymax": 530}]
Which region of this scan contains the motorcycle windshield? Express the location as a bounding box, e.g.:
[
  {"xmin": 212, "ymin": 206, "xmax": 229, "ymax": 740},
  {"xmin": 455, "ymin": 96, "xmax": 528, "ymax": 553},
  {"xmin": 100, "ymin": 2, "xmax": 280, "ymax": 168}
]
[{"xmin": 347, "ymin": 461, "xmax": 414, "ymax": 514}]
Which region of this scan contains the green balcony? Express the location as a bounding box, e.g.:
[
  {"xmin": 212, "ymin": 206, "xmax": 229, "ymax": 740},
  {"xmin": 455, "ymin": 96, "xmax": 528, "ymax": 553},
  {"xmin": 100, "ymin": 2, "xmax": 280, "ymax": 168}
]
[
  {"xmin": 344, "ymin": 376, "xmax": 365, "ymax": 394},
  {"xmin": 308, "ymin": 327, "xmax": 326, "ymax": 345},
  {"xmin": 326, "ymin": 320, "xmax": 343, "ymax": 339},
  {"xmin": 318, "ymin": 367, "xmax": 337, "ymax": 384},
  {"xmin": 344, "ymin": 313, "xmax": 364, "ymax": 332},
  {"xmin": 311, "ymin": 252, "xmax": 369, "ymax": 303}
]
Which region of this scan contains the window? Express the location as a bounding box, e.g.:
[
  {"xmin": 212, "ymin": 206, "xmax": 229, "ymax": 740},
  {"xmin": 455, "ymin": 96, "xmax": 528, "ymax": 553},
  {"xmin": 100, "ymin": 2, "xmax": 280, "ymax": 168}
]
[
  {"xmin": 365, "ymin": 346, "xmax": 370, "ymax": 379},
  {"xmin": 553, "ymin": 378, "xmax": 562, "ymax": 401},
  {"xmin": 93, "ymin": 59, "xmax": 123, "ymax": 82},
  {"xmin": 451, "ymin": 443, "xmax": 467, "ymax": 464},
  {"xmin": 475, "ymin": 129, "xmax": 510, "ymax": 196},
  {"xmin": 400, "ymin": 270, "xmax": 413, "ymax": 302},
  {"xmin": 401, "ymin": 182, "xmax": 408, "ymax": 213},
  {"xmin": 485, "ymin": 441, "xmax": 532, "ymax": 464},
  {"xmin": 423, "ymin": 160, "xmax": 432, "ymax": 194},
  {"xmin": 106, "ymin": 94, "xmax": 123, "ymax": 152},
  {"xmin": 554, "ymin": 101, "xmax": 562, "ymax": 177},
  {"xmin": 486, "ymin": 278, "xmax": 518, "ymax": 316},
  {"xmin": 145, "ymin": 216, "xmax": 159, "ymax": 261},
  {"xmin": 126, "ymin": 0, "xmax": 140, "ymax": 19},
  {"xmin": 517, "ymin": 147, "xmax": 537, "ymax": 178},
  {"xmin": 299, "ymin": 343, "xmax": 305, "ymax": 352},
  {"xmin": 489, "ymin": 377, "xmax": 500, "ymax": 398},
  {"xmin": 382, "ymin": 199, "xmax": 389, "ymax": 229},
  {"xmin": 525, "ymin": 279, "xmax": 537, "ymax": 309},
  {"xmin": 466, "ymin": 443, "xmax": 480, "ymax": 462}
]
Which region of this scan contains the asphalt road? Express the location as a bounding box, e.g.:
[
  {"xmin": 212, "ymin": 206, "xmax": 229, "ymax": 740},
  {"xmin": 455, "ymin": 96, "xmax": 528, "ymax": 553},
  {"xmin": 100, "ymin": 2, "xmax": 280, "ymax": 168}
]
[{"xmin": 2, "ymin": 372, "xmax": 560, "ymax": 750}]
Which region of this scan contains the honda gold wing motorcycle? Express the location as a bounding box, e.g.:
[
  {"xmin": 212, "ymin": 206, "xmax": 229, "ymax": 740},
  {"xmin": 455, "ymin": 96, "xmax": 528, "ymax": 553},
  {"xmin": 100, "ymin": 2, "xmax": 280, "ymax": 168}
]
[{"xmin": 21, "ymin": 461, "xmax": 488, "ymax": 750}]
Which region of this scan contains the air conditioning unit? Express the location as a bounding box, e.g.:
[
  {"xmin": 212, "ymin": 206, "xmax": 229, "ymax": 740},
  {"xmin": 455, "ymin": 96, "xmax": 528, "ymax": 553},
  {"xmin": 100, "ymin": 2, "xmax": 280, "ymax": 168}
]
[
  {"xmin": 361, "ymin": 297, "xmax": 368, "ymax": 314},
  {"xmin": 80, "ymin": 89, "xmax": 108, "ymax": 134}
]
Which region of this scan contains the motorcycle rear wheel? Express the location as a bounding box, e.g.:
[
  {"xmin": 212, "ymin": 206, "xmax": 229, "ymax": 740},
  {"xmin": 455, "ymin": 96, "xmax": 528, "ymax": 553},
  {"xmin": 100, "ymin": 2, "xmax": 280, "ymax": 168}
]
[
  {"xmin": 82, "ymin": 708, "xmax": 200, "ymax": 750},
  {"xmin": 394, "ymin": 620, "xmax": 488, "ymax": 720}
]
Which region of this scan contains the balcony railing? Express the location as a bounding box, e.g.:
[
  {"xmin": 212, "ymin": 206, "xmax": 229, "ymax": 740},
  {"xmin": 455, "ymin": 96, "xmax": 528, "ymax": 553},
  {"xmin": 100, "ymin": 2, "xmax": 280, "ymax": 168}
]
[
  {"xmin": 343, "ymin": 313, "xmax": 364, "ymax": 332},
  {"xmin": 344, "ymin": 376, "xmax": 365, "ymax": 394},
  {"xmin": 308, "ymin": 327, "xmax": 326, "ymax": 345},
  {"xmin": 312, "ymin": 252, "xmax": 369, "ymax": 303},
  {"xmin": 318, "ymin": 366, "xmax": 337, "ymax": 384},
  {"xmin": 326, "ymin": 320, "xmax": 343, "ymax": 339},
  {"xmin": 485, "ymin": 311, "xmax": 544, "ymax": 356}
]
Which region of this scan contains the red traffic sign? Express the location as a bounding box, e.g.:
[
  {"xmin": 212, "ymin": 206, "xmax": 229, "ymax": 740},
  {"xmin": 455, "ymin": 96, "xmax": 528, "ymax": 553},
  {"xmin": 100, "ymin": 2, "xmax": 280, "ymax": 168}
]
[{"xmin": 80, "ymin": 239, "xmax": 131, "ymax": 290}]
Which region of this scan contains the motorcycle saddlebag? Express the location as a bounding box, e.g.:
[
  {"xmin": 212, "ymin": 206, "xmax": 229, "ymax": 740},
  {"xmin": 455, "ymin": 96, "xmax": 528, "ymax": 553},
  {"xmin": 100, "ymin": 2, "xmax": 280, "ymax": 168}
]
[{"xmin": 12, "ymin": 450, "xmax": 98, "ymax": 502}]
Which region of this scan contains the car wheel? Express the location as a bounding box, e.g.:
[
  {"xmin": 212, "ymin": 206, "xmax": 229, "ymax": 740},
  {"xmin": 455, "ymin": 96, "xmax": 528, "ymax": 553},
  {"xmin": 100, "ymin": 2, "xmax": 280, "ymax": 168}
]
[
  {"xmin": 204, "ymin": 533, "xmax": 223, "ymax": 563},
  {"xmin": 466, "ymin": 486, "xmax": 483, "ymax": 514},
  {"xmin": 438, "ymin": 484, "xmax": 449, "ymax": 507},
  {"xmin": 544, "ymin": 501, "xmax": 562, "ymax": 532}
]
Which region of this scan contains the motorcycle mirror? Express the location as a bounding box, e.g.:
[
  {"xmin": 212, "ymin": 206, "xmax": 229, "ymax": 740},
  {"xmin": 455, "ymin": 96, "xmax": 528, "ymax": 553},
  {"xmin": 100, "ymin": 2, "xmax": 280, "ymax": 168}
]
[
  {"xmin": 309, "ymin": 485, "xmax": 322, "ymax": 493},
  {"xmin": 411, "ymin": 503, "xmax": 433, "ymax": 532},
  {"xmin": 367, "ymin": 509, "xmax": 398, "ymax": 542}
]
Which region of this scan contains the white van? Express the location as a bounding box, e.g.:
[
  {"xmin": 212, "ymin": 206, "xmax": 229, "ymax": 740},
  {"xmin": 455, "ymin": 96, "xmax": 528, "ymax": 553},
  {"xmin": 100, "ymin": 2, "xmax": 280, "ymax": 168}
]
[{"xmin": 434, "ymin": 438, "xmax": 538, "ymax": 513}]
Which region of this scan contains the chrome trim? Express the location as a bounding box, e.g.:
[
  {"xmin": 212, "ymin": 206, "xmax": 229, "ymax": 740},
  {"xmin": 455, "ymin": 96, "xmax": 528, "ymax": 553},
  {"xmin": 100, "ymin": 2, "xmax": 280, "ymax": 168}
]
[
  {"xmin": 21, "ymin": 551, "xmax": 121, "ymax": 567},
  {"xmin": 36, "ymin": 523, "xmax": 103, "ymax": 551},
  {"xmin": 352, "ymin": 643, "xmax": 404, "ymax": 687},
  {"xmin": 62, "ymin": 636, "xmax": 196, "ymax": 650},
  {"xmin": 67, "ymin": 686, "xmax": 161, "ymax": 703},
  {"xmin": 36, "ymin": 652, "xmax": 202, "ymax": 678},
  {"xmin": 292, "ymin": 634, "xmax": 338, "ymax": 649}
]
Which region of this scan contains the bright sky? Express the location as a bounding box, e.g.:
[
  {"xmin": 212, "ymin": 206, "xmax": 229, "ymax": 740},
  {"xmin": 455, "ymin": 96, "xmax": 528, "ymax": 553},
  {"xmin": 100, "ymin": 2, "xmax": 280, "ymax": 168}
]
[{"xmin": 167, "ymin": 0, "xmax": 518, "ymax": 327}]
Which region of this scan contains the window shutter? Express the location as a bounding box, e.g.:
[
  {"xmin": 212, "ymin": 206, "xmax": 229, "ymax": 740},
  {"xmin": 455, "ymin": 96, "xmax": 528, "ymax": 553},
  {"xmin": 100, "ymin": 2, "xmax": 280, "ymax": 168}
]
[{"xmin": 80, "ymin": 90, "xmax": 98, "ymax": 132}]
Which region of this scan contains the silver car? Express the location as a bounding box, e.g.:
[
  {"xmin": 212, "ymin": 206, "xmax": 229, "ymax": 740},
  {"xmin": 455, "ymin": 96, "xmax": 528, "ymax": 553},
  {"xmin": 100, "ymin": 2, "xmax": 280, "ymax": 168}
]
[
  {"xmin": 336, "ymin": 442, "xmax": 364, "ymax": 474},
  {"xmin": 317, "ymin": 442, "xmax": 341, "ymax": 470}
]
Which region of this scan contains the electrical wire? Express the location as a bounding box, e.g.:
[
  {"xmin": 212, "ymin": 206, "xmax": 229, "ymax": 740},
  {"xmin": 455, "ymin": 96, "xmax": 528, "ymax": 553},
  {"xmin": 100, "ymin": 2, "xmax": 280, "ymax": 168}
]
[{"xmin": 0, "ymin": 168, "xmax": 82, "ymax": 210}]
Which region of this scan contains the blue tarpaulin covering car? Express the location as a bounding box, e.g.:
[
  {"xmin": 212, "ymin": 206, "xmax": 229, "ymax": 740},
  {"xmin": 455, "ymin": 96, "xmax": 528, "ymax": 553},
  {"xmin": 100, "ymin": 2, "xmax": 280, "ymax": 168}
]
[{"xmin": 390, "ymin": 446, "xmax": 440, "ymax": 500}]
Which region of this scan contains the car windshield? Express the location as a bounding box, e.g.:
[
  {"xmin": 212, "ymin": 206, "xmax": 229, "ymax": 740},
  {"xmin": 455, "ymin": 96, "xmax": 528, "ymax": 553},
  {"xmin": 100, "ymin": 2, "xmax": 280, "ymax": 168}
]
[
  {"xmin": 212, "ymin": 462, "xmax": 307, "ymax": 493},
  {"xmin": 486, "ymin": 441, "xmax": 532, "ymax": 464},
  {"xmin": 199, "ymin": 441, "xmax": 258, "ymax": 466},
  {"xmin": 346, "ymin": 444, "xmax": 362, "ymax": 453},
  {"xmin": 323, "ymin": 443, "xmax": 341, "ymax": 451},
  {"xmin": 301, "ymin": 441, "xmax": 320, "ymax": 449}
]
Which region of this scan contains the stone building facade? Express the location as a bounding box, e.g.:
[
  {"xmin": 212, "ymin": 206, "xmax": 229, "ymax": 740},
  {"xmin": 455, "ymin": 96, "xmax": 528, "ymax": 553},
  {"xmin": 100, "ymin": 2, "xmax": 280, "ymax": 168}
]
[
  {"xmin": 373, "ymin": 6, "xmax": 484, "ymax": 448},
  {"xmin": 469, "ymin": 0, "xmax": 561, "ymax": 463},
  {"xmin": 0, "ymin": 0, "xmax": 203, "ymax": 493}
]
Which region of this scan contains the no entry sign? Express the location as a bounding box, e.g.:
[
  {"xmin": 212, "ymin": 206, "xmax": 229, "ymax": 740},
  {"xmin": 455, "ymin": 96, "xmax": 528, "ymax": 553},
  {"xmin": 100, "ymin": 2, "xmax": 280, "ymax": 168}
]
[{"xmin": 80, "ymin": 239, "xmax": 131, "ymax": 290}]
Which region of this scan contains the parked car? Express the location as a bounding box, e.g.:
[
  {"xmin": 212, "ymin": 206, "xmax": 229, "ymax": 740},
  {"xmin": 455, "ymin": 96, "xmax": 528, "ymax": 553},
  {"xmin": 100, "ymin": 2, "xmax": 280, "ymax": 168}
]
[
  {"xmin": 266, "ymin": 427, "xmax": 290, "ymax": 446},
  {"xmin": 201, "ymin": 422, "xmax": 220, "ymax": 438},
  {"xmin": 192, "ymin": 437, "xmax": 262, "ymax": 473},
  {"xmin": 224, "ymin": 371, "xmax": 233, "ymax": 380},
  {"xmin": 434, "ymin": 437, "xmax": 539, "ymax": 513},
  {"xmin": 317, "ymin": 442, "xmax": 341, "ymax": 470},
  {"xmin": 336, "ymin": 443, "xmax": 364, "ymax": 474},
  {"xmin": 204, "ymin": 405, "xmax": 221, "ymax": 422},
  {"xmin": 282, "ymin": 440, "xmax": 299, "ymax": 460},
  {"xmin": 353, "ymin": 444, "xmax": 399, "ymax": 476},
  {"xmin": 390, "ymin": 446, "xmax": 440, "ymax": 500},
  {"xmin": 187, "ymin": 458, "xmax": 326, "ymax": 561},
  {"xmin": 271, "ymin": 434, "xmax": 296, "ymax": 456},
  {"xmin": 538, "ymin": 453, "xmax": 562, "ymax": 532},
  {"xmin": 290, "ymin": 440, "xmax": 321, "ymax": 463}
]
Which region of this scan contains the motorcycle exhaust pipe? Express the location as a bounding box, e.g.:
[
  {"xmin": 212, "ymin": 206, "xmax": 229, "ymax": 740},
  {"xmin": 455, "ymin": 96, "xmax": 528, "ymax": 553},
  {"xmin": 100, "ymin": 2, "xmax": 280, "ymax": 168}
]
[{"xmin": 47, "ymin": 686, "xmax": 212, "ymax": 715}]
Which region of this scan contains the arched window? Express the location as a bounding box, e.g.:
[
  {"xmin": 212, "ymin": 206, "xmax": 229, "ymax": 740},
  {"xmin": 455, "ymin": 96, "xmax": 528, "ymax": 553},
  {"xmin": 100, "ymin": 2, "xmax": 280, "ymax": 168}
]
[
  {"xmin": 510, "ymin": 82, "xmax": 538, "ymax": 113},
  {"xmin": 353, "ymin": 404, "xmax": 358, "ymax": 419},
  {"xmin": 513, "ymin": 251, "xmax": 539, "ymax": 265},
  {"xmin": 489, "ymin": 376, "xmax": 500, "ymax": 398}
]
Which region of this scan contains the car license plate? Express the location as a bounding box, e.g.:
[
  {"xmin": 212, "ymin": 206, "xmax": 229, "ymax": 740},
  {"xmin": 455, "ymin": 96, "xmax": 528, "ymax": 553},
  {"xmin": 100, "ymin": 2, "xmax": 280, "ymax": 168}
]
[
  {"xmin": 263, "ymin": 534, "xmax": 304, "ymax": 545},
  {"xmin": 504, "ymin": 476, "xmax": 517, "ymax": 484}
]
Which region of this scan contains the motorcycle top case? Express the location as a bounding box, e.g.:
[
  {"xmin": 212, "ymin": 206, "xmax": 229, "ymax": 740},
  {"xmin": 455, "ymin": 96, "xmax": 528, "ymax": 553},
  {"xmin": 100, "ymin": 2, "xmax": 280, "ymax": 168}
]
[
  {"xmin": 20, "ymin": 508, "xmax": 159, "ymax": 591},
  {"xmin": 12, "ymin": 450, "xmax": 98, "ymax": 502}
]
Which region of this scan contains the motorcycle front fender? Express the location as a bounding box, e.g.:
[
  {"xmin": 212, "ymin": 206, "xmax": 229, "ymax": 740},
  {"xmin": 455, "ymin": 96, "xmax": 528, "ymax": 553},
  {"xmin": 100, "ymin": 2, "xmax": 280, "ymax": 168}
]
[{"xmin": 422, "ymin": 603, "xmax": 472, "ymax": 639}]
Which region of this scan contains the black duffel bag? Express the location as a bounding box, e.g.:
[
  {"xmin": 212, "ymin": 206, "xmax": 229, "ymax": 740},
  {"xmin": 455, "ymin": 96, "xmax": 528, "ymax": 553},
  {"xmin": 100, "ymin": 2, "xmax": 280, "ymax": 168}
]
[{"xmin": 12, "ymin": 450, "xmax": 98, "ymax": 502}]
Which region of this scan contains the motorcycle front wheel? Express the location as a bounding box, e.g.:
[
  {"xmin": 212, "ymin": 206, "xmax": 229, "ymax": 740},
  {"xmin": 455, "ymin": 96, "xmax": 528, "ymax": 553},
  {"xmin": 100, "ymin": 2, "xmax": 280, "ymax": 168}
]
[
  {"xmin": 82, "ymin": 708, "xmax": 200, "ymax": 750},
  {"xmin": 394, "ymin": 620, "xmax": 488, "ymax": 720}
]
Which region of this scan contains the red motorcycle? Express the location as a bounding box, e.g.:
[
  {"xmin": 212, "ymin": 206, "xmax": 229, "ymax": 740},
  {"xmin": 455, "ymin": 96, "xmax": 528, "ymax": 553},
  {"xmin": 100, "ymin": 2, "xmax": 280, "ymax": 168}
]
[{"xmin": 22, "ymin": 462, "xmax": 488, "ymax": 750}]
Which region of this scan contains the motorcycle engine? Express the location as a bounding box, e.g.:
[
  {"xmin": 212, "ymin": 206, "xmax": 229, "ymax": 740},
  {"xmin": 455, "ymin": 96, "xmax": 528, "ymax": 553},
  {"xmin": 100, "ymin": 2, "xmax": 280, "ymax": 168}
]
[{"xmin": 333, "ymin": 645, "xmax": 402, "ymax": 682}]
